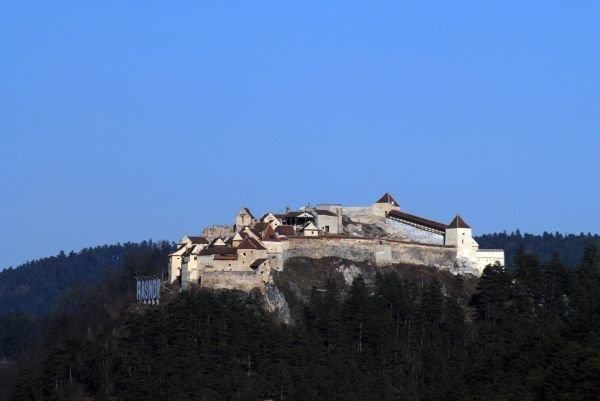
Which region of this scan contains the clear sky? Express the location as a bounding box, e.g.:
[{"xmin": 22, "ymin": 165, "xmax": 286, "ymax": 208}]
[{"xmin": 1, "ymin": 1, "xmax": 599, "ymax": 269}]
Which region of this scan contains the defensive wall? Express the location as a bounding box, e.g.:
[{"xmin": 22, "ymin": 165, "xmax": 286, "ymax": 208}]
[
  {"xmin": 385, "ymin": 219, "xmax": 445, "ymax": 245},
  {"xmin": 199, "ymin": 270, "xmax": 268, "ymax": 292},
  {"xmin": 282, "ymin": 235, "xmax": 457, "ymax": 269}
]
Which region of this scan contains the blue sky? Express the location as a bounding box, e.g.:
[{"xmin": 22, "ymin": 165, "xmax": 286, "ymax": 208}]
[{"xmin": 1, "ymin": 1, "xmax": 599, "ymax": 269}]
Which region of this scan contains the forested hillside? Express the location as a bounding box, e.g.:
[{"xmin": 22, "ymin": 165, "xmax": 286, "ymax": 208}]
[
  {"xmin": 0, "ymin": 241, "xmax": 173, "ymax": 316},
  {"xmin": 1, "ymin": 231, "xmax": 596, "ymax": 318},
  {"xmin": 4, "ymin": 244, "xmax": 600, "ymax": 401},
  {"xmin": 476, "ymin": 231, "xmax": 600, "ymax": 268}
]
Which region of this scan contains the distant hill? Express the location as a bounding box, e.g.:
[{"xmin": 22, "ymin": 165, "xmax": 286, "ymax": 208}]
[
  {"xmin": 0, "ymin": 241, "xmax": 173, "ymax": 317},
  {"xmin": 6, "ymin": 244, "xmax": 600, "ymax": 401},
  {"xmin": 1, "ymin": 231, "xmax": 598, "ymax": 318},
  {"xmin": 475, "ymin": 231, "xmax": 600, "ymax": 268}
]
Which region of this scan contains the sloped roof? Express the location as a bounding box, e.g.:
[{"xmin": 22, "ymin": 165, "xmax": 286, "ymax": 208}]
[
  {"xmin": 260, "ymin": 212, "xmax": 281, "ymax": 222},
  {"xmin": 237, "ymin": 237, "xmax": 267, "ymax": 250},
  {"xmin": 187, "ymin": 236, "xmax": 209, "ymax": 244},
  {"xmin": 278, "ymin": 211, "xmax": 315, "ymax": 218},
  {"xmin": 447, "ymin": 215, "xmax": 471, "ymax": 229},
  {"xmin": 261, "ymin": 225, "xmax": 278, "ymax": 241},
  {"xmin": 314, "ymin": 209, "xmax": 337, "ymax": 217},
  {"xmin": 181, "ymin": 246, "xmax": 194, "ymax": 257},
  {"xmin": 199, "ymin": 245, "xmax": 237, "ymax": 256},
  {"xmin": 252, "ymin": 222, "xmax": 271, "ymax": 233},
  {"xmin": 170, "ymin": 244, "xmax": 187, "ymax": 256},
  {"xmin": 375, "ymin": 193, "xmax": 399, "ymax": 206},
  {"xmin": 275, "ymin": 225, "xmax": 296, "ymax": 236},
  {"xmin": 238, "ymin": 207, "xmax": 254, "ymax": 219},
  {"xmin": 300, "ymin": 221, "xmax": 319, "ymax": 231},
  {"xmin": 209, "ymin": 238, "xmax": 226, "ymax": 246},
  {"xmin": 388, "ymin": 209, "xmax": 447, "ymax": 232}
]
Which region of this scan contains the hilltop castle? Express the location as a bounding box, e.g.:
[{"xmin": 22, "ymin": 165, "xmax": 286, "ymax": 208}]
[{"xmin": 168, "ymin": 193, "xmax": 504, "ymax": 292}]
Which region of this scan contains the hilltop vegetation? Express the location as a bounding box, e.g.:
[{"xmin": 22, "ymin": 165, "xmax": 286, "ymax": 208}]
[
  {"xmin": 0, "ymin": 231, "xmax": 597, "ymax": 319},
  {"xmin": 476, "ymin": 230, "xmax": 600, "ymax": 268},
  {"xmin": 2, "ymin": 234, "xmax": 600, "ymax": 400},
  {"xmin": 0, "ymin": 241, "xmax": 173, "ymax": 316},
  {"xmin": 2, "ymin": 244, "xmax": 600, "ymax": 400}
]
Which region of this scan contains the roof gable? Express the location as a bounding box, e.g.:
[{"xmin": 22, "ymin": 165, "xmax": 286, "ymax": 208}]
[
  {"xmin": 301, "ymin": 221, "xmax": 319, "ymax": 231},
  {"xmin": 237, "ymin": 207, "xmax": 255, "ymax": 219},
  {"xmin": 447, "ymin": 215, "xmax": 471, "ymax": 229},
  {"xmin": 187, "ymin": 236, "xmax": 209, "ymax": 244},
  {"xmin": 209, "ymin": 238, "xmax": 226, "ymax": 246},
  {"xmin": 237, "ymin": 237, "xmax": 267, "ymax": 250},
  {"xmin": 261, "ymin": 212, "xmax": 281, "ymax": 223},
  {"xmin": 375, "ymin": 193, "xmax": 399, "ymax": 206}
]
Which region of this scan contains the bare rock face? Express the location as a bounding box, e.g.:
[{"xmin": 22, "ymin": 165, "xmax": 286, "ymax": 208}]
[
  {"xmin": 201, "ymin": 224, "xmax": 235, "ymax": 239},
  {"xmin": 341, "ymin": 216, "xmax": 438, "ymax": 243},
  {"xmin": 271, "ymin": 256, "xmax": 476, "ymax": 323},
  {"xmin": 265, "ymin": 283, "xmax": 292, "ymax": 324},
  {"xmin": 452, "ymin": 257, "xmax": 480, "ymax": 276},
  {"xmin": 344, "ymin": 221, "xmax": 389, "ymax": 238}
]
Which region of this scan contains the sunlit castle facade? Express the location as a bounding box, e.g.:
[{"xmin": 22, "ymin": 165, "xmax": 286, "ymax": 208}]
[{"xmin": 168, "ymin": 193, "xmax": 505, "ymax": 290}]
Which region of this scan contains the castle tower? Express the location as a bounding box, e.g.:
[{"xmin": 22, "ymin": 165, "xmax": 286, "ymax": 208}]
[
  {"xmin": 235, "ymin": 207, "xmax": 255, "ymax": 229},
  {"xmin": 445, "ymin": 215, "xmax": 478, "ymax": 258},
  {"xmin": 372, "ymin": 193, "xmax": 400, "ymax": 217}
]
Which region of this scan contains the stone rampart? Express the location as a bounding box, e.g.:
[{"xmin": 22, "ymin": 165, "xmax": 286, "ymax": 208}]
[
  {"xmin": 200, "ymin": 271, "xmax": 266, "ymax": 292},
  {"xmin": 283, "ymin": 236, "xmax": 456, "ymax": 269}
]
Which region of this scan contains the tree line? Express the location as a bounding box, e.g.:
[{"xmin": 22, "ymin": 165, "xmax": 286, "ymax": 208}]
[
  {"xmin": 5, "ymin": 244, "xmax": 600, "ymax": 400},
  {"xmin": 476, "ymin": 230, "xmax": 600, "ymax": 268}
]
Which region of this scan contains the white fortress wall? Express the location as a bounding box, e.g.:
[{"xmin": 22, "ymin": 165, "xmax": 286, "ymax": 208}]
[
  {"xmin": 475, "ymin": 249, "xmax": 505, "ymax": 272},
  {"xmin": 384, "ymin": 219, "xmax": 445, "ymax": 245}
]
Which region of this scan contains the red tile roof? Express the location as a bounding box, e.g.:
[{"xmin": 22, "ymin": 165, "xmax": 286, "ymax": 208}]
[
  {"xmin": 187, "ymin": 236, "xmax": 209, "ymax": 244},
  {"xmin": 314, "ymin": 209, "xmax": 337, "ymax": 217},
  {"xmin": 447, "ymin": 215, "xmax": 471, "ymax": 229},
  {"xmin": 388, "ymin": 209, "xmax": 447, "ymax": 232},
  {"xmin": 375, "ymin": 193, "xmax": 399, "ymax": 206},
  {"xmin": 237, "ymin": 237, "xmax": 267, "ymax": 250},
  {"xmin": 275, "ymin": 225, "xmax": 296, "ymax": 236},
  {"xmin": 199, "ymin": 245, "xmax": 237, "ymax": 256},
  {"xmin": 252, "ymin": 222, "xmax": 271, "ymax": 233}
]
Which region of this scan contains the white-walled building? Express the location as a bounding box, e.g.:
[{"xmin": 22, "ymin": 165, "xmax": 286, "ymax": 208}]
[{"xmin": 170, "ymin": 193, "xmax": 505, "ymax": 288}]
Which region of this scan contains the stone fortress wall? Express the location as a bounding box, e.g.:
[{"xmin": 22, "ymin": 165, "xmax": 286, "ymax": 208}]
[
  {"xmin": 171, "ymin": 193, "xmax": 505, "ymax": 296},
  {"xmin": 199, "ymin": 271, "xmax": 266, "ymax": 292},
  {"xmin": 283, "ymin": 236, "xmax": 456, "ymax": 269}
]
